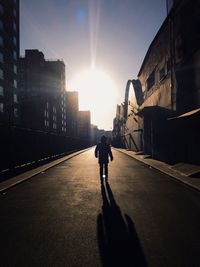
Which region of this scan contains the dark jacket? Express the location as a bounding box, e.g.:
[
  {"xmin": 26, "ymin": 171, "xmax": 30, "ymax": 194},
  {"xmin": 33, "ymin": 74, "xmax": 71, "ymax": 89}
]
[{"xmin": 95, "ymin": 143, "xmax": 113, "ymax": 164}]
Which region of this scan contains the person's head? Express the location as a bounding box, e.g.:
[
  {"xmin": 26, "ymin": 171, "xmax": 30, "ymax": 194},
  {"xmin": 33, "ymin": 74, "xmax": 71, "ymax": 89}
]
[{"xmin": 100, "ymin": 135, "xmax": 107, "ymax": 143}]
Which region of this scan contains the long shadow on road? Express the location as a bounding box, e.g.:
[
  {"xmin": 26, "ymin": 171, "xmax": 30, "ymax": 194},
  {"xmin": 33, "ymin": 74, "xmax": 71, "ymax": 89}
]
[{"xmin": 97, "ymin": 182, "xmax": 147, "ymax": 267}]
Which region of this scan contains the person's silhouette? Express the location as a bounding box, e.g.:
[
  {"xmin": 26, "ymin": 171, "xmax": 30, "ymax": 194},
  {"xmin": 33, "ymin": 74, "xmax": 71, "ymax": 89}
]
[{"xmin": 95, "ymin": 135, "xmax": 113, "ymax": 182}]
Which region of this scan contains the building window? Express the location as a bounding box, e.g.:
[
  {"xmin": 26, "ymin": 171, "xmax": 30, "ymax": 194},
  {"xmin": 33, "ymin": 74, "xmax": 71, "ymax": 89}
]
[
  {"xmin": 159, "ymin": 60, "xmax": 170, "ymax": 82},
  {"xmin": 13, "ymin": 94, "xmax": 18, "ymax": 103},
  {"xmin": 0, "ymin": 52, "xmax": 3, "ymax": 63},
  {"xmin": 13, "ymin": 22, "xmax": 17, "ymax": 32},
  {"xmin": 53, "ymin": 115, "xmax": 56, "ymax": 122},
  {"xmin": 13, "ymin": 36, "xmax": 17, "ymax": 45},
  {"xmin": 0, "ymin": 4, "xmax": 3, "ymax": 14},
  {"xmin": 53, "ymin": 106, "xmax": 56, "ymax": 114},
  {"xmin": 13, "ymin": 64, "xmax": 17, "ymax": 74},
  {"xmin": 0, "ymin": 69, "xmax": 3, "ymax": 79},
  {"xmin": 13, "ymin": 79, "xmax": 17, "ymax": 88},
  {"xmin": 0, "ymin": 36, "xmax": 3, "ymax": 47},
  {"xmin": 0, "ymin": 86, "xmax": 3, "ymax": 96},
  {"xmin": 147, "ymin": 70, "xmax": 155, "ymax": 90},
  {"xmin": 159, "ymin": 67, "xmax": 166, "ymax": 81},
  {"xmin": 13, "ymin": 8, "xmax": 17, "ymax": 17},
  {"xmin": 14, "ymin": 108, "xmax": 18, "ymax": 117},
  {"xmin": 166, "ymin": 60, "xmax": 170, "ymax": 74},
  {"xmin": 0, "ymin": 102, "xmax": 3, "ymax": 112},
  {"xmin": 44, "ymin": 120, "xmax": 49, "ymax": 127},
  {"xmin": 0, "ymin": 21, "xmax": 3, "ymax": 31},
  {"xmin": 13, "ymin": 51, "xmax": 17, "ymax": 60},
  {"xmin": 44, "ymin": 109, "xmax": 49, "ymax": 118}
]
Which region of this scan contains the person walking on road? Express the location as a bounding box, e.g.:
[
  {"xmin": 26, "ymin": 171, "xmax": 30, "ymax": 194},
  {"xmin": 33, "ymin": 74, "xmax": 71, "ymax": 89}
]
[{"xmin": 95, "ymin": 135, "xmax": 113, "ymax": 182}]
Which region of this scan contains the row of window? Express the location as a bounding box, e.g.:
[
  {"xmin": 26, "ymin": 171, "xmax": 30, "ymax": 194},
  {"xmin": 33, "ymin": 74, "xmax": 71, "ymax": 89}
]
[
  {"xmin": 44, "ymin": 117, "xmax": 66, "ymax": 126},
  {"xmin": 0, "ymin": 88, "xmax": 18, "ymax": 102},
  {"xmin": 0, "ymin": 85, "xmax": 3, "ymax": 96},
  {"xmin": 0, "ymin": 102, "xmax": 3, "ymax": 112},
  {"xmin": 0, "ymin": 3, "xmax": 17, "ymax": 17},
  {"xmin": 146, "ymin": 60, "xmax": 170, "ymax": 91},
  {"xmin": 45, "ymin": 120, "xmax": 57, "ymax": 129},
  {"xmin": 45, "ymin": 120, "xmax": 67, "ymax": 132},
  {"xmin": 0, "ymin": 68, "xmax": 3, "ymax": 79},
  {"xmin": 0, "ymin": 53, "xmax": 18, "ymax": 74},
  {"xmin": 0, "ymin": 52, "xmax": 3, "ymax": 63},
  {"xmin": 45, "ymin": 105, "xmax": 66, "ymax": 122},
  {"xmin": 61, "ymin": 107, "xmax": 66, "ymax": 113},
  {"xmin": 53, "ymin": 115, "xmax": 56, "ymax": 122},
  {"xmin": 44, "ymin": 109, "xmax": 49, "ymax": 118},
  {"xmin": 0, "ymin": 103, "xmax": 18, "ymax": 117},
  {"xmin": 61, "ymin": 100, "xmax": 66, "ymax": 107},
  {"xmin": 0, "ymin": 45, "xmax": 17, "ymax": 63},
  {"xmin": 62, "ymin": 120, "xmax": 66, "ymax": 126},
  {"xmin": 0, "ymin": 21, "xmax": 17, "ymax": 31},
  {"xmin": 0, "ymin": 69, "xmax": 16, "ymax": 83},
  {"xmin": 0, "ymin": 36, "xmax": 18, "ymax": 51},
  {"xmin": 44, "ymin": 120, "xmax": 49, "ymax": 127},
  {"xmin": 44, "ymin": 120, "xmax": 67, "ymax": 131},
  {"xmin": 62, "ymin": 113, "xmax": 66, "ymax": 119},
  {"xmin": 53, "ymin": 106, "xmax": 56, "ymax": 114},
  {"xmin": 0, "ymin": 69, "xmax": 18, "ymax": 88},
  {"xmin": 0, "ymin": 4, "xmax": 3, "ymax": 14}
]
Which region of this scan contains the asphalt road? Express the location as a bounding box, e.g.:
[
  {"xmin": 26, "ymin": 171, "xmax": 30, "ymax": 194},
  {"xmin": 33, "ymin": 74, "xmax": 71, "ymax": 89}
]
[{"xmin": 0, "ymin": 148, "xmax": 200, "ymax": 267}]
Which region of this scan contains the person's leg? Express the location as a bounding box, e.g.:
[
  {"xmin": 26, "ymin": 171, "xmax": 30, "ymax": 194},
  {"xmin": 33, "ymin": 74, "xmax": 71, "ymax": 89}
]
[
  {"xmin": 104, "ymin": 163, "xmax": 108, "ymax": 181},
  {"xmin": 99, "ymin": 163, "xmax": 103, "ymax": 181}
]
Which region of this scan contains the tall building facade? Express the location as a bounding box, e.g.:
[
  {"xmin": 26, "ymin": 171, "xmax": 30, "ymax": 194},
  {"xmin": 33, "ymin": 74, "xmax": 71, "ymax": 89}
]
[
  {"xmin": 0, "ymin": 0, "xmax": 19, "ymax": 125},
  {"xmin": 65, "ymin": 91, "xmax": 78, "ymax": 137},
  {"xmin": 78, "ymin": 110, "xmax": 91, "ymax": 144},
  {"xmin": 19, "ymin": 49, "xmax": 66, "ymax": 134}
]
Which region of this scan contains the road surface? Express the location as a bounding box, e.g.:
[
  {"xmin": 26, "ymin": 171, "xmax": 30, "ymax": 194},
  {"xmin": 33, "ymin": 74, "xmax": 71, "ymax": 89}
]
[{"xmin": 0, "ymin": 148, "xmax": 200, "ymax": 266}]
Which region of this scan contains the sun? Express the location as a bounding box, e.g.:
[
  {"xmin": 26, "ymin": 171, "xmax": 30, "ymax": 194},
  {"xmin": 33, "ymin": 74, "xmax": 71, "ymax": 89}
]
[{"xmin": 69, "ymin": 68, "xmax": 117, "ymax": 130}]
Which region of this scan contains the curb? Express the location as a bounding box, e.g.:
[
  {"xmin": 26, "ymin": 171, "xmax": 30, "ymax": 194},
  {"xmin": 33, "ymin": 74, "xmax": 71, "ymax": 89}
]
[{"xmin": 0, "ymin": 147, "xmax": 92, "ymax": 194}]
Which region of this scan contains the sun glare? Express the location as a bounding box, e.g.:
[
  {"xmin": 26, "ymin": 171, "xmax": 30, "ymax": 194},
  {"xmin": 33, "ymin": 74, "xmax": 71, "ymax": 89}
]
[{"xmin": 69, "ymin": 68, "xmax": 117, "ymax": 130}]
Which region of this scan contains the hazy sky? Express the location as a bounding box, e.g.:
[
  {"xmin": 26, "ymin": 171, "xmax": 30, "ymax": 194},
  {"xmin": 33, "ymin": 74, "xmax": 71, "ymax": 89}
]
[{"xmin": 20, "ymin": 0, "xmax": 167, "ymax": 130}]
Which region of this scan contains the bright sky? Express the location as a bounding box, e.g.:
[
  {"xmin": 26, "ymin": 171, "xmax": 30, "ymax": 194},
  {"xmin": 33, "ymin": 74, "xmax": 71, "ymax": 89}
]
[{"xmin": 20, "ymin": 0, "xmax": 167, "ymax": 130}]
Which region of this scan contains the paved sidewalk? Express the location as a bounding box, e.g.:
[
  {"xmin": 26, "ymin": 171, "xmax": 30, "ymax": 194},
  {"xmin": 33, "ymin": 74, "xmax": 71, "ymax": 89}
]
[
  {"xmin": 0, "ymin": 148, "xmax": 91, "ymax": 193},
  {"xmin": 115, "ymin": 148, "xmax": 200, "ymax": 193}
]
